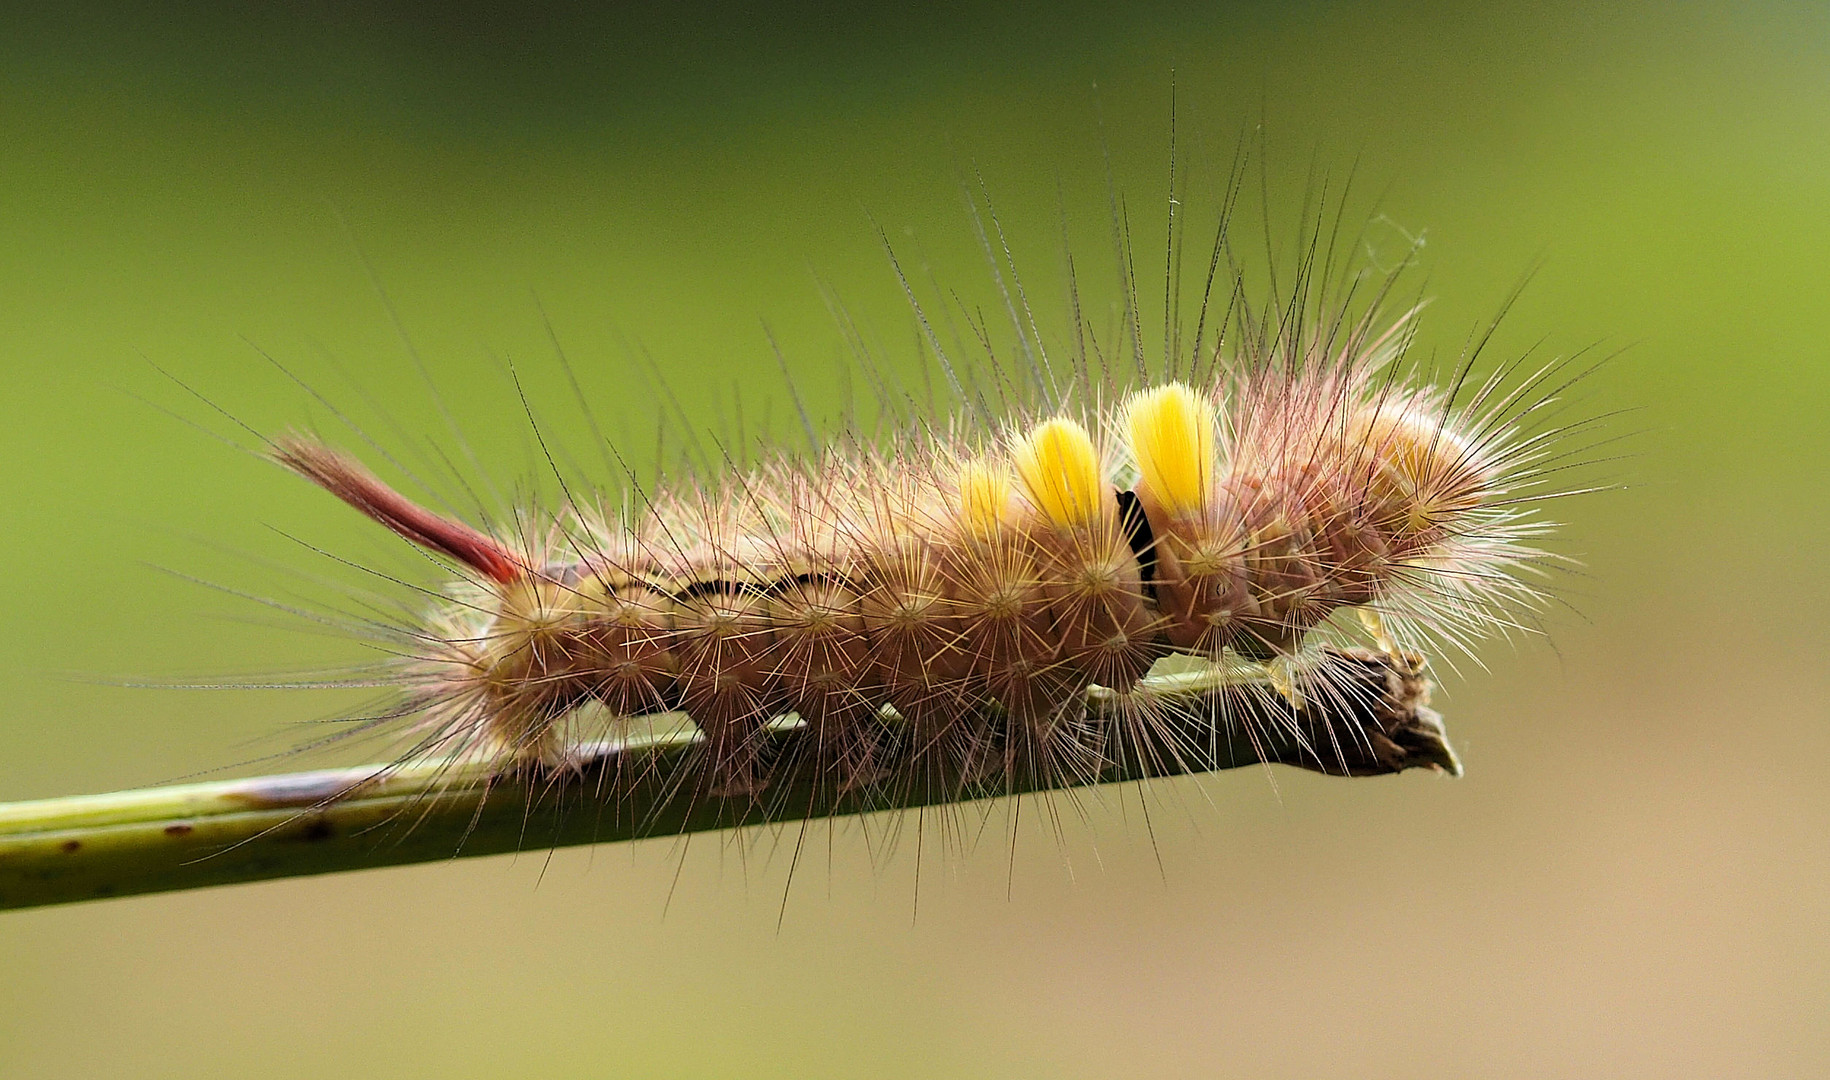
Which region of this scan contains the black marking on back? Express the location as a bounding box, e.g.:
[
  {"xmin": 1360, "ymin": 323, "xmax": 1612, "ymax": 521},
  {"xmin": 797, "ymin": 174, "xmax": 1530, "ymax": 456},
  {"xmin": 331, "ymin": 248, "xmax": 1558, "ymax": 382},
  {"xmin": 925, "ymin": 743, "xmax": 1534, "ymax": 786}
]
[{"xmin": 1115, "ymin": 487, "xmax": 1158, "ymax": 602}]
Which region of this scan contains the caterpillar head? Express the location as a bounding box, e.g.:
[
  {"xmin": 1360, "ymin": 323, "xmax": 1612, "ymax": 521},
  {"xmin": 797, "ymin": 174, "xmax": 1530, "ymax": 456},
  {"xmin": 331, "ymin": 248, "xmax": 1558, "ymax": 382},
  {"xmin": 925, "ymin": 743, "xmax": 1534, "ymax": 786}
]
[{"xmin": 1350, "ymin": 398, "xmax": 1496, "ymax": 538}]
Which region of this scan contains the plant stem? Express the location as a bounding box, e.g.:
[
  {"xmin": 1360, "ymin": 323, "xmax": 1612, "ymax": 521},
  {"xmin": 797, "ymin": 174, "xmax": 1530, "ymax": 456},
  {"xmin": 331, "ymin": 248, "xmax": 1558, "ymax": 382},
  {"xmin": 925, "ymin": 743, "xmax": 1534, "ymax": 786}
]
[{"xmin": 0, "ymin": 647, "xmax": 1457, "ymax": 911}]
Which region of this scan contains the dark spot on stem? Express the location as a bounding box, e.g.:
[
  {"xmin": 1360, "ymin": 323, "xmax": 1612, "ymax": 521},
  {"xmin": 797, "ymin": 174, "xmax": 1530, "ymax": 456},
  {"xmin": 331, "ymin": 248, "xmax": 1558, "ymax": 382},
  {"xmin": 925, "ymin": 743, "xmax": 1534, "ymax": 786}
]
[
  {"xmin": 59, "ymin": 839, "xmax": 80, "ymax": 854},
  {"xmin": 163, "ymin": 823, "xmax": 194, "ymax": 837}
]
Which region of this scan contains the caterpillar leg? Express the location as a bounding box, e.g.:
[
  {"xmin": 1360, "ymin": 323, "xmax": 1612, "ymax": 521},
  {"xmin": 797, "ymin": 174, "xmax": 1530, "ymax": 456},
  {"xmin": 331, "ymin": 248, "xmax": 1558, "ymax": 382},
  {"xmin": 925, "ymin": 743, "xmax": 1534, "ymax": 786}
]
[
  {"xmin": 1264, "ymin": 653, "xmax": 1306, "ymax": 711},
  {"xmin": 1357, "ymin": 607, "xmax": 1397, "ymax": 654}
]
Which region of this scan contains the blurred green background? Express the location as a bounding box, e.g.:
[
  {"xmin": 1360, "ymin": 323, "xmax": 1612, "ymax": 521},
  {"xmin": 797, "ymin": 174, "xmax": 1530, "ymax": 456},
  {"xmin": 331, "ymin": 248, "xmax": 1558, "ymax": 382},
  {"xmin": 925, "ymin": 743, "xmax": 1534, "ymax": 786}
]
[{"xmin": 2, "ymin": 2, "xmax": 1826, "ymax": 1076}]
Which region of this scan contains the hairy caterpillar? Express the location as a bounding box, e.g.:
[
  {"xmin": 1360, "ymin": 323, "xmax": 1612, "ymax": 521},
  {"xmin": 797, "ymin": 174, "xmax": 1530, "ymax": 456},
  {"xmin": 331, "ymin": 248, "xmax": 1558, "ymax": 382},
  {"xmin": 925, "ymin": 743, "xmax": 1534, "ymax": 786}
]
[{"xmin": 258, "ymin": 183, "xmax": 1567, "ymax": 827}]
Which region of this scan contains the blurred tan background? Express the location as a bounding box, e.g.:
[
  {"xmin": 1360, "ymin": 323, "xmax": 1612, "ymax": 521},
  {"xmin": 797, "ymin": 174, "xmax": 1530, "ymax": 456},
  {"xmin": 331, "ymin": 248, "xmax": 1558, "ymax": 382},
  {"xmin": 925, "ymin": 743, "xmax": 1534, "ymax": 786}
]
[{"xmin": 2, "ymin": 2, "xmax": 1827, "ymax": 1076}]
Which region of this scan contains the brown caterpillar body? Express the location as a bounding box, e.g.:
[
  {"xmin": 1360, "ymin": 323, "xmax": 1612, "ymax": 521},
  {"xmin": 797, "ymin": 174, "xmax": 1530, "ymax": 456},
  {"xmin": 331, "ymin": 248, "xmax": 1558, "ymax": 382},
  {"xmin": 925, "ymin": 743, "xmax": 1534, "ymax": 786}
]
[{"xmin": 272, "ymin": 300, "xmax": 1540, "ymax": 802}]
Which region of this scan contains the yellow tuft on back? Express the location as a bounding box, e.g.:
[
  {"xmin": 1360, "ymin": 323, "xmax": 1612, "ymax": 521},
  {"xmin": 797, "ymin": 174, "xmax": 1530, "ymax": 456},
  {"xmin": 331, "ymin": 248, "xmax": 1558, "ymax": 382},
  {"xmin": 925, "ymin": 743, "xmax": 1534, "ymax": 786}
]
[
  {"xmin": 957, "ymin": 459, "xmax": 1011, "ymax": 542},
  {"xmin": 1012, "ymin": 417, "xmax": 1103, "ymax": 529},
  {"xmin": 1125, "ymin": 382, "xmax": 1215, "ymax": 519}
]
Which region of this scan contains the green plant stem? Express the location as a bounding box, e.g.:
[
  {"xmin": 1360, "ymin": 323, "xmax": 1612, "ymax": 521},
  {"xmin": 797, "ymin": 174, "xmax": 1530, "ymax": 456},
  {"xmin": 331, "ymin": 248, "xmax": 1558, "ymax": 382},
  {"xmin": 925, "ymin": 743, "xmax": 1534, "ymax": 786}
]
[{"xmin": 0, "ymin": 647, "xmax": 1458, "ymax": 911}]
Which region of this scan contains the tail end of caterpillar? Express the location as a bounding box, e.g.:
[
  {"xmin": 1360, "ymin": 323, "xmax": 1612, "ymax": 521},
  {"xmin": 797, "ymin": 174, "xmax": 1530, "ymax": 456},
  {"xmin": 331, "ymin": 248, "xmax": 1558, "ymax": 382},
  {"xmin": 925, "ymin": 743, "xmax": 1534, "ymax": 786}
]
[
  {"xmin": 274, "ymin": 436, "xmax": 584, "ymax": 770},
  {"xmin": 272, "ymin": 435, "xmax": 526, "ymax": 585}
]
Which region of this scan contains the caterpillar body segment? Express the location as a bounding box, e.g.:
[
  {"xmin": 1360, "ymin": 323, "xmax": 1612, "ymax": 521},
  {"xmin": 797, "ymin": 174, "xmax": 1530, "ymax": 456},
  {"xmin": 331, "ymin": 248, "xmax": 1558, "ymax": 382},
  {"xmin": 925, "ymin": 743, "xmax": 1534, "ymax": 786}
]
[{"xmin": 272, "ymin": 329, "xmax": 1534, "ymax": 799}]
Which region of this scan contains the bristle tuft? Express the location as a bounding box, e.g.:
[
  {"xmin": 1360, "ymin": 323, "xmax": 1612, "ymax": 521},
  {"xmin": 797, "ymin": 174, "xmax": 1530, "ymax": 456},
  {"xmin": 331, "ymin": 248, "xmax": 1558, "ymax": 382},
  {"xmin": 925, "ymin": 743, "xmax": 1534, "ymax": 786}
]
[
  {"xmin": 957, "ymin": 459, "xmax": 1011, "ymax": 541},
  {"xmin": 1125, "ymin": 382, "xmax": 1215, "ymax": 519},
  {"xmin": 272, "ymin": 435, "xmax": 525, "ymax": 585},
  {"xmin": 1012, "ymin": 418, "xmax": 1103, "ymax": 529}
]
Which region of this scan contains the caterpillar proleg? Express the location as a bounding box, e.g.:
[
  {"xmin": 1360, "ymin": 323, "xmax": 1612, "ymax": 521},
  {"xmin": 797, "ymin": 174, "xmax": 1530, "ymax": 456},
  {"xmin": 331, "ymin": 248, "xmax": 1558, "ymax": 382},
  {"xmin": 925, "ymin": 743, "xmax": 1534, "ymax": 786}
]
[{"xmin": 259, "ymin": 172, "xmax": 1572, "ymax": 830}]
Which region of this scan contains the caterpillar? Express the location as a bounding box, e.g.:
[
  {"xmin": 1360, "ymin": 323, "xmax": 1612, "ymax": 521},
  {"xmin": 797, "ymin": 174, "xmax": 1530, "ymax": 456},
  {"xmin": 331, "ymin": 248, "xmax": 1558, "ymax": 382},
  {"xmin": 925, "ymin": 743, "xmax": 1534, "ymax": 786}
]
[{"xmin": 261, "ymin": 199, "xmax": 1566, "ymax": 821}]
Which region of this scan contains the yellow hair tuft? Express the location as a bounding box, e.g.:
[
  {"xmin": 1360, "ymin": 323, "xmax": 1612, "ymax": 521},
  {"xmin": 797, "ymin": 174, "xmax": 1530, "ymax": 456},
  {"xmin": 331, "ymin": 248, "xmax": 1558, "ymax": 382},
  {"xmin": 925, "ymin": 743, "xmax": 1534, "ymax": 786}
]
[
  {"xmin": 956, "ymin": 459, "xmax": 1011, "ymax": 542},
  {"xmin": 1125, "ymin": 382, "xmax": 1215, "ymax": 518},
  {"xmin": 1012, "ymin": 417, "xmax": 1103, "ymax": 529}
]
